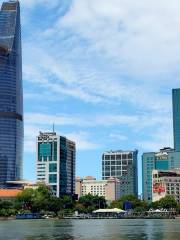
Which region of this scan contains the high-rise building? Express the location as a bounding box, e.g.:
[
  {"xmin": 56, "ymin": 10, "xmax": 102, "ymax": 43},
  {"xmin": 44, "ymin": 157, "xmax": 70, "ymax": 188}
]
[
  {"xmin": 102, "ymin": 150, "xmax": 138, "ymax": 197},
  {"xmin": 172, "ymin": 88, "xmax": 180, "ymax": 151},
  {"xmin": 76, "ymin": 176, "xmax": 120, "ymax": 202},
  {"xmin": 36, "ymin": 132, "xmax": 76, "ymax": 197},
  {"xmin": 142, "ymin": 147, "xmax": 180, "ymax": 201},
  {"xmin": 0, "ymin": 1, "xmax": 23, "ymax": 184}
]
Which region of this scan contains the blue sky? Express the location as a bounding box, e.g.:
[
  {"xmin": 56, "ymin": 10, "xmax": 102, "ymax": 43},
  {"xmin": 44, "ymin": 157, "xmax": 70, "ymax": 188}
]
[{"xmin": 3, "ymin": 0, "xmax": 180, "ymax": 193}]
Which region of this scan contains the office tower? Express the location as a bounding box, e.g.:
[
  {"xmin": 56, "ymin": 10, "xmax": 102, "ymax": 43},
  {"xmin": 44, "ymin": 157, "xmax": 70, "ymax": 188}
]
[
  {"xmin": 0, "ymin": 1, "xmax": 23, "ymax": 184},
  {"xmin": 172, "ymin": 88, "xmax": 180, "ymax": 151},
  {"xmin": 102, "ymin": 150, "xmax": 138, "ymax": 197},
  {"xmin": 76, "ymin": 176, "xmax": 120, "ymax": 202},
  {"xmin": 142, "ymin": 147, "xmax": 180, "ymax": 201},
  {"xmin": 152, "ymin": 169, "xmax": 180, "ymax": 202},
  {"xmin": 36, "ymin": 132, "xmax": 76, "ymax": 197}
]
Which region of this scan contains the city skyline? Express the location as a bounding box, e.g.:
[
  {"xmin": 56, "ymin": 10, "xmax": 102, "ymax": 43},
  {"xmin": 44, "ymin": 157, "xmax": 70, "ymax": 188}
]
[{"xmin": 1, "ymin": 1, "xmax": 180, "ymax": 194}]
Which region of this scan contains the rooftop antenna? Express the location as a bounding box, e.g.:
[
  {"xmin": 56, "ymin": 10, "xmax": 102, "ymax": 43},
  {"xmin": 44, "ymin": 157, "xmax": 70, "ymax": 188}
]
[{"xmin": 53, "ymin": 123, "xmax": 55, "ymax": 133}]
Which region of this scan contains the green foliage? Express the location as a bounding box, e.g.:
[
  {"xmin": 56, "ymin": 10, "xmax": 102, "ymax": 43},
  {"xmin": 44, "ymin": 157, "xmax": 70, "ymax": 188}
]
[
  {"xmin": 15, "ymin": 184, "xmax": 76, "ymax": 215},
  {"xmin": 109, "ymin": 200, "xmax": 123, "ymax": 209},
  {"xmin": 0, "ymin": 200, "xmax": 13, "ymax": 209},
  {"xmin": 78, "ymin": 194, "xmax": 107, "ymax": 213},
  {"xmin": 133, "ymin": 206, "xmax": 147, "ymax": 213},
  {"xmin": 0, "ymin": 200, "xmax": 18, "ymax": 217},
  {"xmin": 151, "ymin": 196, "xmax": 177, "ymax": 209},
  {"xmin": 177, "ymin": 202, "xmax": 180, "ymax": 213},
  {"xmin": 0, "ymin": 186, "xmax": 179, "ymax": 217},
  {"xmin": 110, "ymin": 195, "xmax": 148, "ymax": 210}
]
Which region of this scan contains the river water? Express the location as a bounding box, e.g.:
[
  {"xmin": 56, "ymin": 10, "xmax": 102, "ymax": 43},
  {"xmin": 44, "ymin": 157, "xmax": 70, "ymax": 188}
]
[{"xmin": 0, "ymin": 219, "xmax": 179, "ymax": 240}]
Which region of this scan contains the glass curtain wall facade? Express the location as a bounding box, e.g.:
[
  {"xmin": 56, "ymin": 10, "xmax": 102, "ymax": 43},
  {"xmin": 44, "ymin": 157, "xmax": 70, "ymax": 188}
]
[
  {"xmin": 142, "ymin": 147, "xmax": 180, "ymax": 202},
  {"xmin": 172, "ymin": 88, "xmax": 180, "ymax": 151},
  {"xmin": 36, "ymin": 132, "xmax": 76, "ymax": 197},
  {"xmin": 102, "ymin": 150, "xmax": 138, "ymax": 197},
  {"xmin": 0, "ymin": 1, "xmax": 23, "ymax": 184}
]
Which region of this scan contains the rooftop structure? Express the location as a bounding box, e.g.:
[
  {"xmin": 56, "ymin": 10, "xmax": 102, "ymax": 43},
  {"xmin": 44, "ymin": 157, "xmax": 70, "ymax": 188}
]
[{"xmin": 0, "ymin": 189, "xmax": 22, "ymax": 199}]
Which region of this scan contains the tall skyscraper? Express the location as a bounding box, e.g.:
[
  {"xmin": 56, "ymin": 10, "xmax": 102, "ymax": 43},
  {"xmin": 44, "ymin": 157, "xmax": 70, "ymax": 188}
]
[
  {"xmin": 36, "ymin": 132, "xmax": 76, "ymax": 197},
  {"xmin": 172, "ymin": 88, "xmax": 180, "ymax": 151},
  {"xmin": 102, "ymin": 150, "xmax": 138, "ymax": 197},
  {"xmin": 142, "ymin": 147, "xmax": 180, "ymax": 202},
  {"xmin": 0, "ymin": 1, "xmax": 23, "ymax": 184}
]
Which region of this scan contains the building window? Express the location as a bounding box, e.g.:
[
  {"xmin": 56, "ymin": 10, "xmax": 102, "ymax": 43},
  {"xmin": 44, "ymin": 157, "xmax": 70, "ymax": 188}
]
[
  {"xmin": 49, "ymin": 174, "xmax": 57, "ymax": 183},
  {"xmin": 54, "ymin": 142, "xmax": 57, "ymax": 161},
  {"xmin": 49, "ymin": 163, "xmax": 57, "ymax": 172},
  {"xmin": 105, "ymin": 161, "xmax": 110, "ymax": 165},
  {"xmin": 39, "ymin": 143, "xmax": 52, "ymax": 157},
  {"xmin": 105, "ymin": 155, "xmax": 110, "ymax": 160}
]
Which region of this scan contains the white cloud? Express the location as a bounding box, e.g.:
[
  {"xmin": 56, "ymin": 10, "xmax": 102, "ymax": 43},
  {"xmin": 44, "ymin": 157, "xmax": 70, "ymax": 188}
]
[
  {"xmin": 109, "ymin": 133, "xmax": 127, "ymax": 141},
  {"xmin": 65, "ymin": 131, "xmax": 100, "ymax": 150},
  {"xmin": 21, "ymin": 0, "xmax": 178, "ymax": 156},
  {"xmin": 22, "ymin": 0, "xmax": 179, "ymax": 113},
  {"xmin": 59, "ymin": 0, "xmax": 180, "ymax": 81},
  {"xmin": 25, "ymin": 111, "xmax": 172, "ymax": 129},
  {"xmin": 20, "ymin": 0, "xmax": 59, "ymax": 8},
  {"xmin": 136, "ymin": 125, "xmax": 173, "ymax": 152},
  {"xmin": 24, "ymin": 123, "xmax": 99, "ymax": 153}
]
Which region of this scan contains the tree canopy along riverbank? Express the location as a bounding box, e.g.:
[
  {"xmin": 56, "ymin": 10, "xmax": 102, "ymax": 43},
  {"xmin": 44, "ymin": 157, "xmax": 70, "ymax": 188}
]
[{"xmin": 0, "ymin": 184, "xmax": 179, "ymax": 217}]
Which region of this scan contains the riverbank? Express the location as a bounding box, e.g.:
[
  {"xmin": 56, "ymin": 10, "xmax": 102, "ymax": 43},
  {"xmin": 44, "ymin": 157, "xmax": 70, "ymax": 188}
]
[{"xmin": 0, "ymin": 216, "xmax": 15, "ymax": 220}]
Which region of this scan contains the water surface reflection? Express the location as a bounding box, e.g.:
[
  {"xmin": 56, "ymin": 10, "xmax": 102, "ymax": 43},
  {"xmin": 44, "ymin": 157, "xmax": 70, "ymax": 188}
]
[{"xmin": 0, "ymin": 219, "xmax": 179, "ymax": 240}]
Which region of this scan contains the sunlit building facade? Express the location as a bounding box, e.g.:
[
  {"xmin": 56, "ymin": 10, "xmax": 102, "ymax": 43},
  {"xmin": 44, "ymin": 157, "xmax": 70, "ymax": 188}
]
[
  {"xmin": 152, "ymin": 169, "xmax": 180, "ymax": 202},
  {"xmin": 36, "ymin": 132, "xmax": 76, "ymax": 197},
  {"xmin": 173, "ymin": 88, "xmax": 180, "ymax": 151},
  {"xmin": 142, "ymin": 147, "xmax": 180, "ymax": 202},
  {"xmin": 102, "ymin": 150, "xmax": 138, "ymax": 197},
  {"xmin": 0, "ymin": 1, "xmax": 23, "ymax": 184},
  {"xmin": 76, "ymin": 176, "xmax": 120, "ymax": 202}
]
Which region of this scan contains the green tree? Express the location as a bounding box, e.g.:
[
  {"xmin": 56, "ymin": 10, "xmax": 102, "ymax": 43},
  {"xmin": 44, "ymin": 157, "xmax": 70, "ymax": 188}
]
[
  {"xmin": 16, "ymin": 184, "xmax": 52, "ymax": 212},
  {"xmin": 158, "ymin": 196, "xmax": 177, "ymax": 209},
  {"xmin": 0, "ymin": 200, "xmax": 13, "ymax": 209},
  {"xmin": 78, "ymin": 194, "xmax": 107, "ymax": 213},
  {"xmin": 109, "ymin": 200, "xmax": 123, "ymax": 209},
  {"xmin": 75, "ymin": 203, "xmax": 86, "ymax": 213},
  {"xmin": 110, "ymin": 195, "xmax": 148, "ymax": 210},
  {"xmin": 16, "ymin": 188, "xmax": 35, "ymax": 211}
]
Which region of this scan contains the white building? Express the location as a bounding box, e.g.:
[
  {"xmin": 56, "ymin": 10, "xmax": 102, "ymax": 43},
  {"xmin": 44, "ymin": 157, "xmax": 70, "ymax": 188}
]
[
  {"xmin": 152, "ymin": 169, "xmax": 180, "ymax": 202},
  {"xmin": 76, "ymin": 176, "xmax": 120, "ymax": 202},
  {"xmin": 36, "ymin": 132, "xmax": 76, "ymax": 197}
]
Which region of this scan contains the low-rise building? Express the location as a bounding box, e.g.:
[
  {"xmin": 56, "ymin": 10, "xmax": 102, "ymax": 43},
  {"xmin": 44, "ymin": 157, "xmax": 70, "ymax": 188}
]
[
  {"xmin": 76, "ymin": 176, "xmax": 120, "ymax": 201},
  {"xmin": 5, "ymin": 180, "xmax": 38, "ymax": 190},
  {"xmin": 152, "ymin": 169, "xmax": 180, "ymax": 202},
  {"xmin": 0, "ymin": 189, "xmax": 22, "ymax": 200}
]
